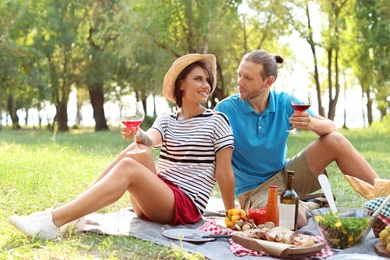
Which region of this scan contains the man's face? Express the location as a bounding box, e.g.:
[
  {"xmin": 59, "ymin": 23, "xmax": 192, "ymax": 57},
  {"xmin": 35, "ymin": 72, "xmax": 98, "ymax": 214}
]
[{"xmin": 237, "ymin": 61, "xmax": 267, "ymax": 100}]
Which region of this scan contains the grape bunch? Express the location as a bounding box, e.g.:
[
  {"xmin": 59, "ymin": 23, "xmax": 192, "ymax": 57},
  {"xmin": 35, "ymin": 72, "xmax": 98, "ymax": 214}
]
[{"xmin": 379, "ymin": 225, "xmax": 390, "ymax": 252}]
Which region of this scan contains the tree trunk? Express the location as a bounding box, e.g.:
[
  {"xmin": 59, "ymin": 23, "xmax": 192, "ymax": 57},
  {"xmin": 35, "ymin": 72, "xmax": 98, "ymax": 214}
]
[
  {"xmin": 327, "ymin": 48, "xmax": 334, "ymax": 120},
  {"xmin": 88, "ymin": 83, "xmax": 109, "ymax": 131},
  {"xmin": 304, "ymin": 1, "xmax": 324, "ymax": 117},
  {"xmin": 360, "ymin": 88, "xmax": 366, "ymax": 128},
  {"xmin": 0, "ymin": 89, "xmax": 2, "ymax": 131},
  {"xmin": 76, "ymin": 98, "xmax": 83, "ymax": 125},
  {"xmin": 365, "ymin": 88, "xmax": 373, "ymax": 126},
  {"xmin": 210, "ymin": 64, "xmax": 225, "ymax": 108},
  {"xmin": 7, "ymin": 94, "xmax": 21, "ymax": 129},
  {"xmin": 56, "ymin": 101, "xmax": 69, "ymax": 132},
  {"xmin": 328, "ymin": 49, "xmax": 340, "ymax": 121}
]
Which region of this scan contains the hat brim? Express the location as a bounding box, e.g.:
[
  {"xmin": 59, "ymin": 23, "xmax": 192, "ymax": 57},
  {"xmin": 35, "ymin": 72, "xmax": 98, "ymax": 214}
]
[{"xmin": 162, "ymin": 54, "xmax": 217, "ymax": 103}]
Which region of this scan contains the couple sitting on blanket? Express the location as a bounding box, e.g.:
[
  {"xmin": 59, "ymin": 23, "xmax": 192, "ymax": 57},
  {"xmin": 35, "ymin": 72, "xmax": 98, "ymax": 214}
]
[{"xmin": 9, "ymin": 50, "xmax": 381, "ymax": 240}]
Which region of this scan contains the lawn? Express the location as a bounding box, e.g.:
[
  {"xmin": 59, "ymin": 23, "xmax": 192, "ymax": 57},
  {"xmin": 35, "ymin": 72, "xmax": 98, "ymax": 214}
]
[{"xmin": 0, "ymin": 122, "xmax": 389, "ymax": 259}]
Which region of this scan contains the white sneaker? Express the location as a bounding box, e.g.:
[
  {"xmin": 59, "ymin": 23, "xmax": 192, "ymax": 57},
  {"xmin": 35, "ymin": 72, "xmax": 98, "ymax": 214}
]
[
  {"xmin": 9, "ymin": 211, "xmax": 59, "ymax": 240},
  {"xmin": 60, "ymin": 217, "xmax": 86, "ymax": 233}
]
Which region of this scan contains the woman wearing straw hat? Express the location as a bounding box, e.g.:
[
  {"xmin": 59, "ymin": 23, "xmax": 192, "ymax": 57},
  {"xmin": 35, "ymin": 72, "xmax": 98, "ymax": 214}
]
[{"xmin": 9, "ymin": 53, "xmax": 236, "ymax": 240}]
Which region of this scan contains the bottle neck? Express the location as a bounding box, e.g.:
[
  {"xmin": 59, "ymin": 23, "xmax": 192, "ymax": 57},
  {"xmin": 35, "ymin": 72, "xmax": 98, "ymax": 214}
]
[
  {"xmin": 286, "ymin": 172, "xmax": 294, "ymax": 190},
  {"xmin": 267, "ymin": 187, "xmax": 278, "ymax": 204}
]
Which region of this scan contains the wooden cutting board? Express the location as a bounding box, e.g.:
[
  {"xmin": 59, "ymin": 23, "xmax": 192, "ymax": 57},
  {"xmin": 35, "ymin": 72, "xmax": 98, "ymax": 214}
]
[
  {"xmin": 232, "ymin": 233, "xmax": 326, "ymax": 259},
  {"xmin": 375, "ymin": 243, "xmax": 390, "ymax": 258}
]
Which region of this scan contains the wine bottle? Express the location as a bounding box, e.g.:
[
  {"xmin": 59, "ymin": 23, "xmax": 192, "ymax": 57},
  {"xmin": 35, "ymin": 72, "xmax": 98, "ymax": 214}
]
[
  {"xmin": 279, "ymin": 171, "xmax": 299, "ymax": 230},
  {"xmin": 265, "ymin": 185, "xmax": 279, "ymax": 226}
]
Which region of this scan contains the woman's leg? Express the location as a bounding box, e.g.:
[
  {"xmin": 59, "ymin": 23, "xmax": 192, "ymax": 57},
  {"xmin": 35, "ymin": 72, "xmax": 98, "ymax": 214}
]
[
  {"xmin": 91, "ymin": 142, "xmax": 141, "ymax": 185},
  {"xmin": 52, "ymin": 145, "xmax": 175, "ymax": 226}
]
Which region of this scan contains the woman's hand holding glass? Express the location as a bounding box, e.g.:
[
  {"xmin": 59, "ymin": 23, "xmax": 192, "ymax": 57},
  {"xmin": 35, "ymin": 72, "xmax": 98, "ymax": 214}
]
[{"xmin": 120, "ymin": 101, "xmax": 145, "ymax": 154}]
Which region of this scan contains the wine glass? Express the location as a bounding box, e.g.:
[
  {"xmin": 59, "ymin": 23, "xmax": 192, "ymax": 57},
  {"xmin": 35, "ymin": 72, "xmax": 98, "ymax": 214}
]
[
  {"xmin": 287, "ymin": 89, "xmax": 312, "ymax": 135},
  {"xmin": 120, "ymin": 101, "xmax": 145, "ymax": 154}
]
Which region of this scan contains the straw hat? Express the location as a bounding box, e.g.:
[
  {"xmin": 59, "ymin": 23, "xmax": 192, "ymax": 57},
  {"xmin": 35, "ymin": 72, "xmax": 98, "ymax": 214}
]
[{"xmin": 162, "ymin": 53, "xmax": 217, "ymax": 103}]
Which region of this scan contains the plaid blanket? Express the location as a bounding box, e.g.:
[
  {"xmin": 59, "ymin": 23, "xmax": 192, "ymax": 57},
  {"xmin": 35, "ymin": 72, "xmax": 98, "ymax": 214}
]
[{"xmin": 363, "ymin": 197, "xmax": 390, "ymax": 225}]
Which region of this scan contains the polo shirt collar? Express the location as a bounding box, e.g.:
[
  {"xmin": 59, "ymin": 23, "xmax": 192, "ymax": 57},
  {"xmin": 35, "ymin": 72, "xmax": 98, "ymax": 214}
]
[{"xmin": 240, "ymin": 90, "xmax": 276, "ymax": 115}]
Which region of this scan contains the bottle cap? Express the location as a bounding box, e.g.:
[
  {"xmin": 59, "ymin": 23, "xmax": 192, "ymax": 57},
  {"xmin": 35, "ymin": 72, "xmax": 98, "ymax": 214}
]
[{"xmin": 269, "ymin": 185, "xmax": 278, "ymax": 189}]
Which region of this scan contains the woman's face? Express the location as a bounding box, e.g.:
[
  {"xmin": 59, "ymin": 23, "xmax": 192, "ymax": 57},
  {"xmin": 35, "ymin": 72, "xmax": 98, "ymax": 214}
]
[{"xmin": 180, "ymin": 66, "xmax": 211, "ymax": 105}]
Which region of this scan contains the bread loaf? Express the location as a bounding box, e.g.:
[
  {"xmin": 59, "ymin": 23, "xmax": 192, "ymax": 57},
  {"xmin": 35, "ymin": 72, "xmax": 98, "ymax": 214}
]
[{"xmin": 344, "ymin": 175, "xmax": 374, "ymax": 200}]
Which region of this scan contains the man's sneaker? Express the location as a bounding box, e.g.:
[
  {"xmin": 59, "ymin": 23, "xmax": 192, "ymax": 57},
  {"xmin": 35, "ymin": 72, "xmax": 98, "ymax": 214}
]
[
  {"xmin": 60, "ymin": 217, "xmax": 86, "ymax": 233},
  {"xmin": 9, "ymin": 211, "xmax": 59, "ymax": 240}
]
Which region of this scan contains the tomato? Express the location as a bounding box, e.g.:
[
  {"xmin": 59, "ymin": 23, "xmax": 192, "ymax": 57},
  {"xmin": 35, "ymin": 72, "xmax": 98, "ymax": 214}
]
[{"xmin": 248, "ymin": 207, "xmax": 266, "ymax": 225}]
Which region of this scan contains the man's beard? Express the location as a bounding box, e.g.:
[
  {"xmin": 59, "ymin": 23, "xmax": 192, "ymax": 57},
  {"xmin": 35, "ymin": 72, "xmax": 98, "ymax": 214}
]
[{"xmin": 240, "ymin": 87, "xmax": 266, "ymax": 101}]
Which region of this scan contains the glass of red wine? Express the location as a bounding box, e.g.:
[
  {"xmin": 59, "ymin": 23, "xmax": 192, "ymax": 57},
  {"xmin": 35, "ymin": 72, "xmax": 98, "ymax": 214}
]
[
  {"xmin": 120, "ymin": 101, "xmax": 145, "ymax": 153},
  {"xmin": 287, "ymin": 89, "xmax": 312, "ymax": 135}
]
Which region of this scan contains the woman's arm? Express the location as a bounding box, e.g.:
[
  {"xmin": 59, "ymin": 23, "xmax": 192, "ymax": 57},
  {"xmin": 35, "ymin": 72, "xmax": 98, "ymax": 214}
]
[
  {"xmin": 92, "ymin": 128, "xmax": 162, "ymax": 185},
  {"xmin": 121, "ymin": 127, "xmax": 162, "ymax": 148},
  {"xmin": 215, "ymin": 147, "xmax": 236, "ymax": 211}
]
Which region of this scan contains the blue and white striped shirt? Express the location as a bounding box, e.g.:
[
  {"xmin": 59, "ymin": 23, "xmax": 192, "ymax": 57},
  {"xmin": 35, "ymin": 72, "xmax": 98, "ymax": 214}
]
[{"xmin": 152, "ymin": 109, "xmax": 234, "ymax": 214}]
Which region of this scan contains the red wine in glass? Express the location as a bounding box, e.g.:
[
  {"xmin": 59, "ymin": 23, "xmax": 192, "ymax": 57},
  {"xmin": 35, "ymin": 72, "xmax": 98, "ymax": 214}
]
[
  {"xmin": 120, "ymin": 102, "xmax": 145, "ymax": 153},
  {"xmin": 287, "ymin": 89, "xmax": 312, "ymax": 135},
  {"xmin": 121, "ymin": 120, "xmax": 143, "ymax": 128},
  {"xmin": 291, "ymin": 104, "xmax": 311, "ymax": 112}
]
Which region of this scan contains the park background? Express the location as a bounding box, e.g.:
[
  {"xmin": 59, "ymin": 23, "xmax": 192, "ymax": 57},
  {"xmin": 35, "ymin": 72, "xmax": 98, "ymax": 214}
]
[
  {"xmin": 1, "ymin": 0, "xmax": 389, "ymax": 131},
  {"xmin": 1, "ymin": 1, "xmax": 390, "ymax": 259}
]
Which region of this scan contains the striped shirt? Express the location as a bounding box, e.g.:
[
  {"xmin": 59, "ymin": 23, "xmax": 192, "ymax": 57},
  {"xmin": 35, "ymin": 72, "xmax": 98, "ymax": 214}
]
[{"xmin": 152, "ymin": 109, "xmax": 234, "ymax": 215}]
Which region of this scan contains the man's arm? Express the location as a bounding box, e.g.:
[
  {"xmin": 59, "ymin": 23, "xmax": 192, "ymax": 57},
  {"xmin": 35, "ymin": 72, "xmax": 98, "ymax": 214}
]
[{"xmin": 290, "ymin": 112, "xmax": 337, "ymax": 137}]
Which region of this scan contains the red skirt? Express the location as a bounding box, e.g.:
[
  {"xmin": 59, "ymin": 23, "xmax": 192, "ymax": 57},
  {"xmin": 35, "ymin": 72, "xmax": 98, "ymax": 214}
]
[{"xmin": 143, "ymin": 176, "xmax": 201, "ymax": 225}]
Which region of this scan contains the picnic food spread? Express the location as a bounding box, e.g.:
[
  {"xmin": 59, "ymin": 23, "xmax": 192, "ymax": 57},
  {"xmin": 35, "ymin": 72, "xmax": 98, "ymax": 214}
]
[
  {"xmin": 230, "ymin": 223, "xmax": 326, "ymax": 259},
  {"xmin": 312, "ymin": 208, "xmax": 373, "ymax": 249},
  {"xmin": 226, "ymin": 207, "xmax": 315, "ymax": 247},
  {"xmin": 248, "ymin": 207, "xmax": 266, "ymax": 225},
  {"xmin": 225, "ymin": 208, "xmax": 247, "ymax": 228},
  {"xmin": 379, "ymin": 225, "xmax": 390, "ymax": 252},
  {"xmin": 238, "ymin": 225, "xmax": 315, "ymax": 247}
]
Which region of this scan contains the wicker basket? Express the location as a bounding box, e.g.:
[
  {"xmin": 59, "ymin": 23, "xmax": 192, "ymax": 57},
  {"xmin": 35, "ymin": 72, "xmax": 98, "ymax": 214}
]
[{"xmin": 373, "ymin": 217, "xmax": 387, "ymax": 238}]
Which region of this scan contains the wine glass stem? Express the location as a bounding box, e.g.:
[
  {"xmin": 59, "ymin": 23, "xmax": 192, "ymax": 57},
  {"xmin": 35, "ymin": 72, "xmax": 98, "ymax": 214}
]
[{"xmin": 133, "ymin": 134, "xmax": 141, "ymax": 152}]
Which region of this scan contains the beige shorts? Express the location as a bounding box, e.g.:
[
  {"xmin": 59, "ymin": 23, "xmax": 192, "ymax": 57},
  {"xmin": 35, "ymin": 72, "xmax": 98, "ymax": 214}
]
[{"xmin": 237, "ymin": 150, "xmax": 324, "ymax": 212}]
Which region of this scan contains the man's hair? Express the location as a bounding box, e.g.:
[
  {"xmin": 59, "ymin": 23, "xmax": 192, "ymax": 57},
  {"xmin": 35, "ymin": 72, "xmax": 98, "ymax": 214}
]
[{"xmin": 242, "ymin": 50, "xmax": 284, "ymax": 80}]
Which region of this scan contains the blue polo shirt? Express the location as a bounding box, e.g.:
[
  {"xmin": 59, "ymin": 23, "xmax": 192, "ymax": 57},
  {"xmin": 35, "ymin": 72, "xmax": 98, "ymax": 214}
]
[{"xmin": 215, "ymin": 90, "xmax": 314, "ymax": 195}]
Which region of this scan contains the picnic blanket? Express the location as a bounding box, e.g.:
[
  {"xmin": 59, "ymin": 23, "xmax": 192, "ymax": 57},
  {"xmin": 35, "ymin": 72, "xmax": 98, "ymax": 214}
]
[{"xmin": 83, "ymin": 197, "xmax": 384, "ymax": 260}]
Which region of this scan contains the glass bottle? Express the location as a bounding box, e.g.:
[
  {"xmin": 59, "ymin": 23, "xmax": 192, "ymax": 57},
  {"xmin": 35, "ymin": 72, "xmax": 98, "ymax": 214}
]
[
  {"xmin": 279, "ymin": 171, "xmax": 299, "ymax": 230},
  {"xmin": 265, "ymin": 185, "xmax": 279, "ymax": 226}
]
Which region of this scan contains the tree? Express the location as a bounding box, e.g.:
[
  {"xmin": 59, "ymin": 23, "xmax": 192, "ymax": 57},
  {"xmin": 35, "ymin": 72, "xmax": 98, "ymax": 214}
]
[
  {"xmin": 350, "ymin": 0, "xmax": 390, "ymax": 125},
  {"xmin": 30, "ymin": 0, "xmax": 84, "ymax": 131},
  {"xmin": 81, "ymin": 0, "xmax": 122, "ymax": 131},
  {"xmin": 127, "ymin": 0, "xmax": 243, "ymax": 108},
  {"xmin": 289, "ymin": 0, "xmax": 326, "ymax": 116},
  {"xmin": 319, "ymin": 0, "xmax": 350, "ymax": 121},
  {"xmin": 0, "ymin": 0, "xmax": 47, "ymax": 130}
]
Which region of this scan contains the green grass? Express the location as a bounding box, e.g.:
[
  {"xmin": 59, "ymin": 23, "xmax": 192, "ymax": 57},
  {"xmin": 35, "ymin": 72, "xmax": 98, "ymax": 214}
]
[
  {"xmin": 1, "ymin": 122, "xmax": 389, "ymax": 259},
  {"xmin": 0, "ymin": 127, "xmax": 203, "ymax": 260}
]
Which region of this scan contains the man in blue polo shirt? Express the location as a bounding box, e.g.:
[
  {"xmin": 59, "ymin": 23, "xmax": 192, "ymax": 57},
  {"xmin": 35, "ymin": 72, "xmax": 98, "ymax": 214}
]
[{"xmin": 215, "ymin": 49, "xmax": 380, "ymax": 228}]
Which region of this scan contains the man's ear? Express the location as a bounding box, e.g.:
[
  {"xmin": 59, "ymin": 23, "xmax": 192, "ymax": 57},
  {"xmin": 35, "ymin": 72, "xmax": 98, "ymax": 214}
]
[{"xmin": 265, "ymin": 76, "xmax": 275, "ymax": 88}]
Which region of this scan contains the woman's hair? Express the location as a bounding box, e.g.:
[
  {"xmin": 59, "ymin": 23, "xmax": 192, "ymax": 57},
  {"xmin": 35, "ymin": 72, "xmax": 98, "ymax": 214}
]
[
  {"xmin": 173, "ymin": 61, "xmax": 214, "ymax": 107},
  {"xmin": 242, "ymin": 50, "xmax": 284, "ymax": 80}
]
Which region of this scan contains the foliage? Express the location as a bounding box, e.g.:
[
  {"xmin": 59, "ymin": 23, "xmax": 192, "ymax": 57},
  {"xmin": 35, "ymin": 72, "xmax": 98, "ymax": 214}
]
[{"xmin": 0, "ymin": 0, "xmax": 389, "ymax": 131}]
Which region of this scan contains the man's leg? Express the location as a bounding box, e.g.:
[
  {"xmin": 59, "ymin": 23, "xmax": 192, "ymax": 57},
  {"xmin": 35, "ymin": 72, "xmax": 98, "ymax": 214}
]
[{"xmin": 304, "ymin": 132, "xmax": 379, "ymax": 185}]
